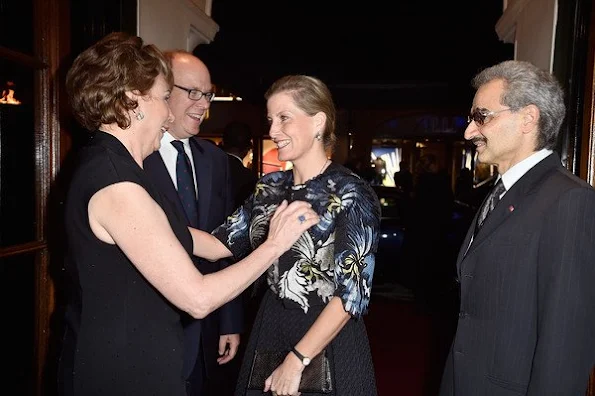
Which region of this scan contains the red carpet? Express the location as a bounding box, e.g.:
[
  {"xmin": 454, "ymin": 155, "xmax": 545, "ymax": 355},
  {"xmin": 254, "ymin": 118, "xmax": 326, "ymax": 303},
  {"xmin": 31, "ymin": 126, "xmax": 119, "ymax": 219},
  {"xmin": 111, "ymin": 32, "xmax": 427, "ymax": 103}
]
[{"xmin": 365, "ymin": 297, "xmax": 450, "ymax": 396}]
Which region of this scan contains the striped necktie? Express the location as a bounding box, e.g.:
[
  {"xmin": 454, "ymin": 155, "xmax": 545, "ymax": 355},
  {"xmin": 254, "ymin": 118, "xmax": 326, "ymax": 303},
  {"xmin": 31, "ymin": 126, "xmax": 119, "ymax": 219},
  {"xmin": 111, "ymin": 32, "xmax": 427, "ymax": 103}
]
[{"xmin": 474, "ymin": 178, "xmax": 505, "ymax": 236}]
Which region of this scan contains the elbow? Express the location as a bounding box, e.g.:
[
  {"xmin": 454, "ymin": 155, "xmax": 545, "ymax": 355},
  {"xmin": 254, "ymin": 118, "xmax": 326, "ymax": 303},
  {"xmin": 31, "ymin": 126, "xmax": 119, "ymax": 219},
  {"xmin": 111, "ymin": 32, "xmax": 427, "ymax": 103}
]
[
  {"xmin": 189, "ymin": 307, "xmax": 209, "ymax": 319},
  {"xmin": 186, "ymin": 293, "xmax": 216, "ymax": 319},
  {"xmin": 181, "ymin": 274, "xmax": 223, "ymax": 319},
  {"xmin": 187, "ymin": 304, "xmax": 211, "ymax": 319}
]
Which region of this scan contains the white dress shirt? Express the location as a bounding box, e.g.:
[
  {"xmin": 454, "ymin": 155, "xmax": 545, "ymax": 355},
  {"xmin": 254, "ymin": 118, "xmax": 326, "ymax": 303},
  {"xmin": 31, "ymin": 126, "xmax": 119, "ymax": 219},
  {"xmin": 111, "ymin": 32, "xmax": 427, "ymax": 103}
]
[
  {"xmin": 158, "ymin": 131, "xmax": 198, "ymax": 198},
  {"xmin": 499, "ymin": 148, "xmax": 553, "ymax": 197}
]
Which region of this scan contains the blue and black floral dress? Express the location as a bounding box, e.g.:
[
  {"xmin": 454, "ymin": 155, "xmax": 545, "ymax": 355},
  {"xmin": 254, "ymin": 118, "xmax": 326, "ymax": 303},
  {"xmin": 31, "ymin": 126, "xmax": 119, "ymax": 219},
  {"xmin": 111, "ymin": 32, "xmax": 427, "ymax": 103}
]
[{"xmin": 213, "ymin": 162, "xmax": 381, "ymax": 396}]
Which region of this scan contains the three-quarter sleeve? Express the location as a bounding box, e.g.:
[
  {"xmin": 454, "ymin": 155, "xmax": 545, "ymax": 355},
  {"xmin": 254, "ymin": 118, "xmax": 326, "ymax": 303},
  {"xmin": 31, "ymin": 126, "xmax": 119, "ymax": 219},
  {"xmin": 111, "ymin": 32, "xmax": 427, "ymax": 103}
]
[
  {"xmin": 333, "ymin": 181, "xmax": 381, "ymax": 317},
  {"xmin": 211, "ymin": 192, "xmax": 256, "ymax": 260}
]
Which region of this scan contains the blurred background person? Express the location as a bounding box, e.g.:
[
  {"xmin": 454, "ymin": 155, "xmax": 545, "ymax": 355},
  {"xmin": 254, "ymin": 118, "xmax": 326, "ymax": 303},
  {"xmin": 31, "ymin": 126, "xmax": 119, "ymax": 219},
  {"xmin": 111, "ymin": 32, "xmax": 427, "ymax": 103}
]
[
  {"xmin": 454, "ymin": 167, "xmax": 474, "ymax": 207},
  {"xmin": 394, "ymin": 160, "xmax": 414, "ymax": 197},
  {"xmin": 220, "ymin": 120, "xmax": 258, "ymax": 209},
  {"xmin": 410, "ymin": 153, "xmax": 457, "ymax": 395},
  {"xmin": 344, "ymin": 154, "xmax": 376, "ymax": 184},
  {"xmin": 402, "ymin": 153, "xmax": 455, "ymax": 303}
]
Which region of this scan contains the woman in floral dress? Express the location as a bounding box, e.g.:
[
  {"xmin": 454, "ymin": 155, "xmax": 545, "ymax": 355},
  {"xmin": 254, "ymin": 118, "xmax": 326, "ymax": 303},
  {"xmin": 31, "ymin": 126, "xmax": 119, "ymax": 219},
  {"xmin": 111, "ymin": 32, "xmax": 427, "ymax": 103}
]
[{"xmin": 211, "ymin": 75, "xmax": 381, "ymax": 396}]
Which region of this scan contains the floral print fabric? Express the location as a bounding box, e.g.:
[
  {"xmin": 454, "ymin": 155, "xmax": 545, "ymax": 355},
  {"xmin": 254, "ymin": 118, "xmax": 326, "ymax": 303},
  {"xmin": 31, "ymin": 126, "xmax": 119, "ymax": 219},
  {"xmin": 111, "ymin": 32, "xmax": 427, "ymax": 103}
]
[{"xmin": 212, "ymin": 163, "xmax": 381, "ymax": 317}]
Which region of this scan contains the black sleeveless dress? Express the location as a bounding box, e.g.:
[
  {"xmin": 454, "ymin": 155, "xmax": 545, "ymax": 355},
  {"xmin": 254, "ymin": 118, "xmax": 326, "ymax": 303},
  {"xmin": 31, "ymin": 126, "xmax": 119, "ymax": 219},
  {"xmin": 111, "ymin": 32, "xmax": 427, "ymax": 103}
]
[{"xmin": 63, "ymin": 131, "xmax": 192, "ymax": 395}]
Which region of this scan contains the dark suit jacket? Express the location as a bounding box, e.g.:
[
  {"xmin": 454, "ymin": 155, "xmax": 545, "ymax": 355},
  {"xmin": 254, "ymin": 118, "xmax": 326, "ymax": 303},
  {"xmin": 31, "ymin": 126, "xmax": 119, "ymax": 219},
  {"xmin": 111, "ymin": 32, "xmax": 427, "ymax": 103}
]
[
  {"xmin": 226, "ymin": 153, "xmax": 258, "ymax": 210},
  {"xmin": 144, "ymin": 137, "xmax": 243, "ymax": 380},
  {"xmin": 440, "ymin": 153, "xmax": 595, "ymax": 396}
]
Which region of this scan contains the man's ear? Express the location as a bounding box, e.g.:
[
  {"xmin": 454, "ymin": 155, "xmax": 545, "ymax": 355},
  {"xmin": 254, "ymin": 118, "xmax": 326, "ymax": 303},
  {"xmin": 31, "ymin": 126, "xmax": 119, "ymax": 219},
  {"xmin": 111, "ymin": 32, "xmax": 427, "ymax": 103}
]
[{"xmin": 521, "ymin": 104, "xmax": 539, "ymax": 134}]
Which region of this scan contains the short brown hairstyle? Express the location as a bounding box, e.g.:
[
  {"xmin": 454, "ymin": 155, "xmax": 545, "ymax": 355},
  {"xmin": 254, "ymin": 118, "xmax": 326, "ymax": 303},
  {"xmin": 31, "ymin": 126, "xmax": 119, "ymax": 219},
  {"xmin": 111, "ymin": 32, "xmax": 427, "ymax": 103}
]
[
  {"xmin": 66, "ymin": 32, "xmax": 173, "ymax": 131},
  {"xmin": 265, "ymin": 75, "xmax": 337, "ymax": 152}
]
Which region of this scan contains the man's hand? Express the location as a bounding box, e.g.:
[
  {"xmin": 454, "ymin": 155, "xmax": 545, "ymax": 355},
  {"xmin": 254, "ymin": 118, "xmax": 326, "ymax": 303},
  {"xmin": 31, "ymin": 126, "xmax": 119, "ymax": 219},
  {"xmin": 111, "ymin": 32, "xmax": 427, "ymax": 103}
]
[{"xmin": 217, "ymin": 333, "xmax": 240, "ymax": 365}]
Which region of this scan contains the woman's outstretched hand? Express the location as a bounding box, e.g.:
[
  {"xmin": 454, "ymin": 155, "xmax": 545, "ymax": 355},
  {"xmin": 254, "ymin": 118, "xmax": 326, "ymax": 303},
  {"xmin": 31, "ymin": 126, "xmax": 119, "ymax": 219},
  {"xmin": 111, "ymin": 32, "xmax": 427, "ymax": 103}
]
[{"xmin": 266, "ymin": 200, "xmax": 319, "ymax": 253}]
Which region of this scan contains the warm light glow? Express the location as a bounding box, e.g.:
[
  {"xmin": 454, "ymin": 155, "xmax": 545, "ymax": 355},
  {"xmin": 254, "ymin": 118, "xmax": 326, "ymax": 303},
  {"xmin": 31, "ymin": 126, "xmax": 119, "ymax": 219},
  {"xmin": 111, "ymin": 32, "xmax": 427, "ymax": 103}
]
[
  {"xmin": 213, "ymin": 95, "xmax": 242, "ymax": 102},
  {"xmin": 0, "ymin": 84, "xmax": 21, "ymax": 105},
  {"xmin": 261, "ymin": 139, "xmax": 292, "ymax": 175}
]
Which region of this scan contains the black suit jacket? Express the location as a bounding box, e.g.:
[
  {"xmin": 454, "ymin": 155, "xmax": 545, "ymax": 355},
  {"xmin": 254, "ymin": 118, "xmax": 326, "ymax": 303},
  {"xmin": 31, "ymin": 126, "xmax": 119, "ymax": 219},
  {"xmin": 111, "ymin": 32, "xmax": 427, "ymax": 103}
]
[
  {"xmin": 144, "ymin": 137, "xmax": 243, "ymax": 380},
  {"xmin": 440, "ymin": 153, "xmax": 595, "ymax": 396},
  {"xmin": 226, "ymin": 153, "xmax": 258, "ymax": 210}
]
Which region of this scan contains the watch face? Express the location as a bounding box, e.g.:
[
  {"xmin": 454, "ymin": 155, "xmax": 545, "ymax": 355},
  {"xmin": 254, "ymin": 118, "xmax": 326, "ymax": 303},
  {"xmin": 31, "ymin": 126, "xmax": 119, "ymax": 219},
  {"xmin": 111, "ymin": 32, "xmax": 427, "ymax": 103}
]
[{"xmin": 303, "ymin": 357, "xmax": 311, "ymax": 366}]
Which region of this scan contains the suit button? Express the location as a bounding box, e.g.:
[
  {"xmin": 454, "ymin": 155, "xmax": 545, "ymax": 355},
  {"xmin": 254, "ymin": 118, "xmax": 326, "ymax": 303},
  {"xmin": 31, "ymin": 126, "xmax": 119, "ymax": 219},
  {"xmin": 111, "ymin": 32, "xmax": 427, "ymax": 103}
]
[{"xmin": 458, "ymin": 311, "xmax": 467, "ymax": 318}]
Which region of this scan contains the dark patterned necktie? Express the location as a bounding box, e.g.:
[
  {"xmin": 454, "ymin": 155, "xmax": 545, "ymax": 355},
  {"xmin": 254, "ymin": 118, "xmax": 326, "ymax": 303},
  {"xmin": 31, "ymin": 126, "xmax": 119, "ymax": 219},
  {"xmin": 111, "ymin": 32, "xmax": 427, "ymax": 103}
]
[
  {"xmin": 171, "ymin": 140, "xmax": 199, "ymax": 228},
  {"xmin": 474, "ymin": 178, "xmax": 506, "ymax": 236}
]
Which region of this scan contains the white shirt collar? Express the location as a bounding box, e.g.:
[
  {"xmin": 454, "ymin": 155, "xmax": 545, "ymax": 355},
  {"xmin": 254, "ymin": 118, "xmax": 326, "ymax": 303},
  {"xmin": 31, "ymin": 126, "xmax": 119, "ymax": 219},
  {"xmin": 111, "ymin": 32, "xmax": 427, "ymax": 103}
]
[
  {"xmin": 157, "ymin": 131, "xmax": 197, "ymax": 194},
  {"xmin": 500, "ymin": 148, "xmax": 553, "ymax": 191},
  {"xmin": 160, "ymin": 131, "xmax": 190, "ymax": 147}
]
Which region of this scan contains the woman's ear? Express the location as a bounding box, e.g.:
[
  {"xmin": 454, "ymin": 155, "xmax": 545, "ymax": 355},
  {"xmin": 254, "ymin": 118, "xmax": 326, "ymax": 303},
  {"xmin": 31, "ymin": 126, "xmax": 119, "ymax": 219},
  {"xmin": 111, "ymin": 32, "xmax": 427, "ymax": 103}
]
[
  {"xmin": 125, "ymin": 90, "xmax": 139, "ymax": 101},
  {"xmin": 313, "ymin": 112, "xmax": 327, "ymax": 131},
  {"xmin": 125, "ymin": 90, "xmax": 144, "ymax": 121}
]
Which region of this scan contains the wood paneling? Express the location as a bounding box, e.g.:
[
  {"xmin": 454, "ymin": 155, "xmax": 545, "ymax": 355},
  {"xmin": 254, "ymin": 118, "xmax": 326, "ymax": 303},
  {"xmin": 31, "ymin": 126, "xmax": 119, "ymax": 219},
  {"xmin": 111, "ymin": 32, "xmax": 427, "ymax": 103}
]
[
  {"xmin": 33, "ymin": 0, "xmax": 70, "ymax": 392},
  {"xmin": 553, "ymin": 0, "xmax": 593, "ymax": 173},
  {"xmin": 0, "ymin": 46, "xmax": 47, "ymax": 69}
]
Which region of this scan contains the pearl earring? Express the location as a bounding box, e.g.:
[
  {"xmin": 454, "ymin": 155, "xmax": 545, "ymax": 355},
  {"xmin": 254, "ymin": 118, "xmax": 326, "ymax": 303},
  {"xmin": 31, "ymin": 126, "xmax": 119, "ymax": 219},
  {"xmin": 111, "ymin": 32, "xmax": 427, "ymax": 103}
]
[
  {"xmin": 315, "ymin": 133, "xmax": 322, "ymax": 141},
  {"xmin": 136, "ymin": 111, "xmax": 145, "ymax": 121}
]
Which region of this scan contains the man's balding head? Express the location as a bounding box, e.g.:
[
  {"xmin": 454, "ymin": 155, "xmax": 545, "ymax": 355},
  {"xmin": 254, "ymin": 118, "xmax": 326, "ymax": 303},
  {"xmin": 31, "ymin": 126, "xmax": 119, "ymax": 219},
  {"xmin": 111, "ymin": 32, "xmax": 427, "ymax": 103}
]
[{"xmin": 165, "ymin": 51, "xmax": 213, "ymax": 139}]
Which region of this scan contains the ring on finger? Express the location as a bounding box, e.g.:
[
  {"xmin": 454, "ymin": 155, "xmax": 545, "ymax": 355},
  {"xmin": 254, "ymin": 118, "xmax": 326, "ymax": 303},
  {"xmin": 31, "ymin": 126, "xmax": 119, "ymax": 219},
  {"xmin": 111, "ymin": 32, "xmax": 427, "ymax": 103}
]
[{"xmin": 298, "ymin": 214, "xmax": 306, "ymax": 224}]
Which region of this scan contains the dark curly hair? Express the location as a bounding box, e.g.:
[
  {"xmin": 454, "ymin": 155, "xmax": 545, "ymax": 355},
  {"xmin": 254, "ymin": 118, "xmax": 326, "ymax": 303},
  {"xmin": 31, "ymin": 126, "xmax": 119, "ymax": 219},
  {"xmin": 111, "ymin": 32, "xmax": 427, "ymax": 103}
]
[{"xmin": 66, "ymin": 32, "xmax": 173, "ymax": 131}]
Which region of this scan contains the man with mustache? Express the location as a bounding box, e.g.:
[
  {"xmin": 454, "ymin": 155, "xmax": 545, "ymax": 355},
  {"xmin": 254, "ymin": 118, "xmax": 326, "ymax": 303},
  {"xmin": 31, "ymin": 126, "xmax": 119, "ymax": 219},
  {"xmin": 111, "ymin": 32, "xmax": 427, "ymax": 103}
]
[{"xmin": 440, "ymin": 60, "xmax": 595, "ymax": 396}]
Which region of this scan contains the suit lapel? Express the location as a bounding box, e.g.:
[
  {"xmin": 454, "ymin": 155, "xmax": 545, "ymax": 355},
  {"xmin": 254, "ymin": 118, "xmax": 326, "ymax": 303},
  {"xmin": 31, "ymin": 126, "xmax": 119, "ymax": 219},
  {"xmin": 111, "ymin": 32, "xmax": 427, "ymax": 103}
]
[
  {"xmin": 458, "ymin": 153, "xmax": 561, "ymax": 271},
  {"xmin": 456, "ymin": 219, "xmax": 476, "ymax": 276},
  {"xmin": 189, "ymin": 139, "xmax": 212, "ymax": 231},
  {"xmin": 456, "ymin": 184, "xmax": 494, "ymax": 275},
  {"xmin": 144, "ymin": 151, "xmax": 188, "ymax": 223},
  {"xmin": 466, "ymin": 185, "xmax": 520, "ymax": 251}
]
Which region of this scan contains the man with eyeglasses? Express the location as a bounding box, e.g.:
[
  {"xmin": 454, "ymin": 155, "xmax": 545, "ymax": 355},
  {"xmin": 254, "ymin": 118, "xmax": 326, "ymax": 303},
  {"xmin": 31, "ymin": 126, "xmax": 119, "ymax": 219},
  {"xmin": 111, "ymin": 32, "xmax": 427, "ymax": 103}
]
[
  {"xmin": 440, "ymin": 60, "xmax": 595, "ymax": 396},
  {"xmin": 144, "ymin": 50, "xmax": 243, "ymax": 396}
]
